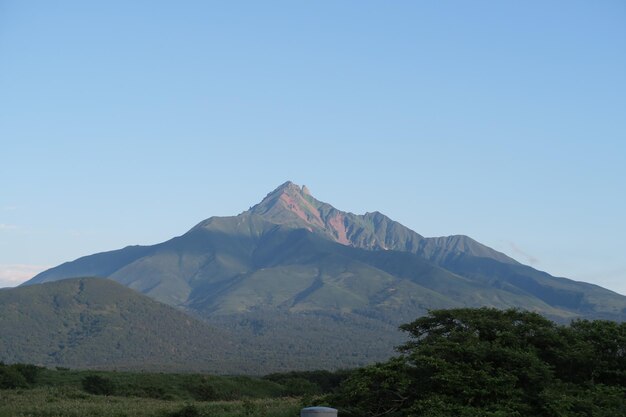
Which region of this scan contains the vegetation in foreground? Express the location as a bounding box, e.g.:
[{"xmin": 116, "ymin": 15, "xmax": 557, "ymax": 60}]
[
  {"xmin": 0, "ymin": 388, "xmax": 301, "ymax": 417},
  {"xmin": 333, "ymin": 308, "xmax": 626, "ymax": 416},
  {"xmin": 1, "ymin": 307, "xmax": 624, "ymax": 416},
  {"xmin": 0, "ymin": 365, "xmax": 345, "ymax": 417}
]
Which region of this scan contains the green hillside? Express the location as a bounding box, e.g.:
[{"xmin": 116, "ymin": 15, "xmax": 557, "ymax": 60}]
[{"xmin": 0, "ymin": 278, "xmax": 251, "ymax": 373}]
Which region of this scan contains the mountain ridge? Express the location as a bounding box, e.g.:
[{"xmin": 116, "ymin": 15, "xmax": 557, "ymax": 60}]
[{"xmin": 245, "ymin": 181, "xmax": 517, "ymax": 265}]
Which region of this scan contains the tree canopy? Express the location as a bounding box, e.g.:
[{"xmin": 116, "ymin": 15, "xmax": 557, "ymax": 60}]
[{"xmin": 335, "ymin": 308, "xmax": 626, "ymax": 417}]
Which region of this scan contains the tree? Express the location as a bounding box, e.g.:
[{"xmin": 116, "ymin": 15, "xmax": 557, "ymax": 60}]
[
  {"xmin": 11, "ymin": 363, "xmax": 43, "ymax": 384},
  {"xmin": 0, "ymin": 364, "xmax": 28, "ymax": 389},
  {"xmin": 553, "ymin": 319, "xmax": 626, "ymax": 386},
  {"xmin": 334, "ymin": 308, "xmax": 626, "ymax": 417}
]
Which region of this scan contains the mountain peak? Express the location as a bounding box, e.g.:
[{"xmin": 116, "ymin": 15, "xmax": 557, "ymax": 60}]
[
  {"xmin": 263, "ymin": 181, "xmax": 311, "ymax": 200},
  {"xmin": 249, "ymin": 181, "xmax": 326, "ymax": 230},
  {"xmin": 246, "ymin": 182, "xmax": 425, "ymax": 251},
  {"xmin": 274, "ymin": 180, "xmax": 300, "ymax": 191}
]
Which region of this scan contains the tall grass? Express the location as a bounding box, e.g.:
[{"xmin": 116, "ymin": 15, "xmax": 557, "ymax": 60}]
[
  {"xmin": 0, "ymin": 366, "xmax": 342, "ymax": 416},
  {"xmin": 0, "ymin": 387, "xmax": 301, "ymax": 417}
]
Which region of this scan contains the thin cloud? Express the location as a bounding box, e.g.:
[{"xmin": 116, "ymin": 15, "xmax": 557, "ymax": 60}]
[
  {"xmin": 508, "ymin": 242, "xmax": 540, "ymax": 265},
  {"xmin": 0, "ymin": 264, "xmax": 49, "ymax": 288},
  {"xmin": 0, "ymin": 224, "xmax": 17, "ymax": 230}
]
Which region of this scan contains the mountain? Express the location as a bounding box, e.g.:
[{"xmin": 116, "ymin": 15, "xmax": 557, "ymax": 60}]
[
  {"xmin": 248, "ymin": 182, "xmax": 515, "ymax": 264},
  {"xmin": 21, "ymin": 182, "xmax": 626, "ymax": 370},
  {"xmin": 0, "ymin": 278, "xmax": 256, "ymax": 373}
]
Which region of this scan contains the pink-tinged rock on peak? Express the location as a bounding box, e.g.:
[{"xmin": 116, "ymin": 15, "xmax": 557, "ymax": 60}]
[
  {"xmin": 248, "ymin": 181, "xmax": 326, "ymax": 230},
  {"xmin": 247, "ymin": 182, "xmax": 422, "ymax": 251}
]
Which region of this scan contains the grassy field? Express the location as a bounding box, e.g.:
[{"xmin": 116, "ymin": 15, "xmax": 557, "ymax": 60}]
[
  {"xmin": 0, "ymin": 366, "xmax": 337, "ymax": 417},
  {"xmin": 0, "ymin": 388, "xmax": 301, "ymax": 417}
]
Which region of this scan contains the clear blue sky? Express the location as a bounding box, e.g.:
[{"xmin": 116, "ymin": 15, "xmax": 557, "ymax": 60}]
[{"xmin": 1, "ymin": 1, "xmax": 625, "ymax": 293}]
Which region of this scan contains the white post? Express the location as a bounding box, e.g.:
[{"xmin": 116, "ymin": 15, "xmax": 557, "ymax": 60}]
[{"xmin": 301, "ymin": 406, "xmax": 338, "ymax": 417}]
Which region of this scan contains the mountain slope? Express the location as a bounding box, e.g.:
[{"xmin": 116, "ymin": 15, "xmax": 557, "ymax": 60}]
[
  {"xmin": 27, "ymin": 215, "xmax": 593, "ymax": 321},
  {"xmin": 0, "ymin": 278, "xmax": 253, "ymax": 373}
]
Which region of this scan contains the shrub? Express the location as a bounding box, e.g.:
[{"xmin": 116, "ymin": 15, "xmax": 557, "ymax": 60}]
[
  {"xmin": 168, "ymin": 405, "xmax": 201, "ymax": 417},
  {"xmin": 187, "ymin": 379, "xmax": 217, "ymax": 401},
  {"xmin": 0, "ymin": 365, "xmax": 28, "ymax": 389},
  {"xmin": 81, "ymin": 374, "xmax": 115, "ymax": 395},
  {"xmin": 12, "ymin": 363, "xmax": 43, "ymax": 384}
]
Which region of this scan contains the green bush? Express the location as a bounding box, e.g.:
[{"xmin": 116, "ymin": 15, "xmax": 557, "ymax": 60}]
[
  {"xmin": 186, "ymin": 378, "xmax": 218, "ymax": 401},
  {"xmin": 81, "ymin": 374, "xmax": 115, "ymax": 395},
  {"xmin": 12, "ymin": 363, "xmax": 43, "ymax": 384},
  {"xmin": 264, "ymin": 369, "xmax": 352, "ymax": 394},
  {"xmin": 0, "ymin": 365, "xmax": 28, "ymax": 389},
  {"xmin": 278, "ymin": 377, "xmax": 320, "ymax": 396},
  {"xmin": 168, "ymin": 404, "xmax": 201, "ymax": 417}
]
